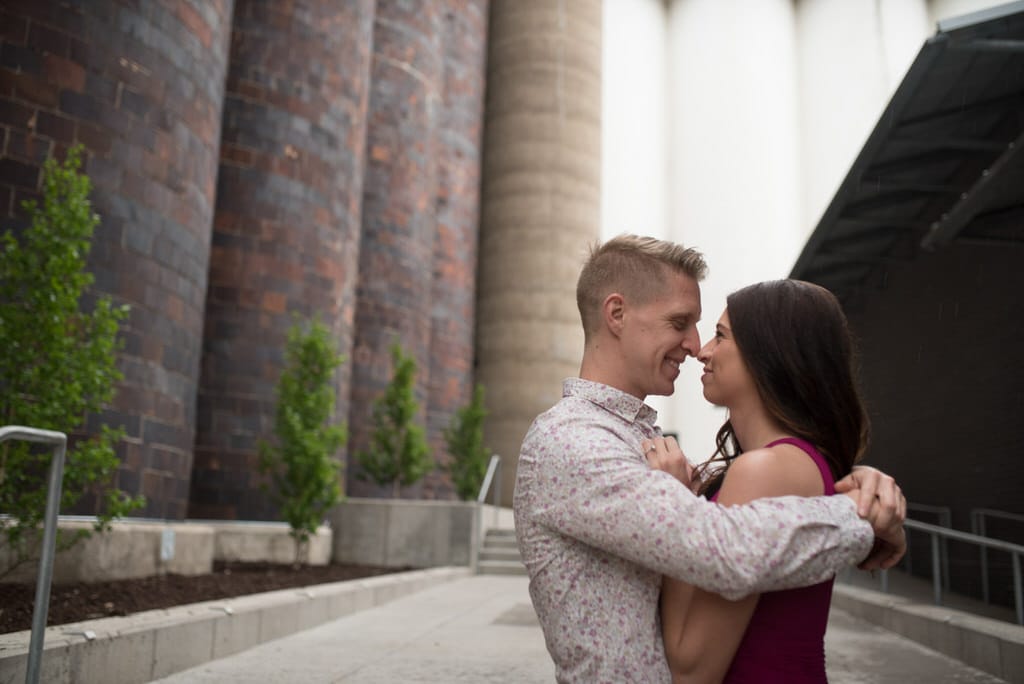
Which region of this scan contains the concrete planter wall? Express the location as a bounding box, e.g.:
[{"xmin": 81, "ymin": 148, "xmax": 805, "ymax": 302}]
[
  {"xmin": 0, "ymin": 520, "xmax": 331, "ymax": 584},
  {"xmin": 203, "ymin": 522, "xmax": 332, "ymax": 566},
  {"xmin": 0, "ymin": 521, "xmax": 216, "ymax": 584},
  {"xmin": 2, "ymin": 501, "xmax": 512, "ymax": 583},
  {"xmin": 330, "ymin": 498, "xmax": 478, "ymax": 568}
]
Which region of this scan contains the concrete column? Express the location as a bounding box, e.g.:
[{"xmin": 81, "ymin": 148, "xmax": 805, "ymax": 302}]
[
  {"xmin": 476, "ymin": 0, "xmax": 603, "ymax": 504},
  {"xmin": 190, "ymin": 0, "xmax": 375, "ymax": 519},
  {"xmin": 347, "ymin": 0, "xmax": 446, "ymax": 498},
  {"xmin": 0, "ymin": 1, "xmax": 234, "ymax": 519},
  {"xmin": 424, "ymin": 1, "xmax": 490, "ymax": 500}
]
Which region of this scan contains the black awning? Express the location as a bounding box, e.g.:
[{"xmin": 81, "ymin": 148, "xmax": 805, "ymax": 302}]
[{"xmin": 790, "ymin": 1, "xmax": 1024, "ymax": 302}]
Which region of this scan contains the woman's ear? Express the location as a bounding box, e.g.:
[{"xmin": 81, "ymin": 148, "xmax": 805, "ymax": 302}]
[{"xmin": 602, "ymin": 293, "xmax": 625, "ymax": 338}]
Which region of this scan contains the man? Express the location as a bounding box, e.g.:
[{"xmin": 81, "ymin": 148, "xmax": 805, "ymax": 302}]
[{"xmin": 514, "ymin": 235, "xmax": 906, "ymax": 683}]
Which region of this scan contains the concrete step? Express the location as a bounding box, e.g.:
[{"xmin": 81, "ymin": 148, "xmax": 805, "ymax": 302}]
[
  {"xmin": 483, "ymin": 527, "xmax": 517, "ymax": 542},
  {"xmin": 479, "ymin": 548, "xmax": 522, "ymax": 562},
  {"xmin": 477, "ymin": 560, "xmax": 527, "ymax": 576},
  {"xmin": 482, "ymin": 537, "xmax": 519, "ymax": 551}
]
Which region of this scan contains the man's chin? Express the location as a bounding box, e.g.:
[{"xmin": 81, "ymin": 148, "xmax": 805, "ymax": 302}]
[{"xmin": 651, "ymin": 383, "xmax": 677, "ymax": 397}]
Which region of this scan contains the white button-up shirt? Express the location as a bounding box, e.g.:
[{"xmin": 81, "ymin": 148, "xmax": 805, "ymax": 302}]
[{"xmin": 514, "ymin": 378, "xmax": 873, "ymax": 683}]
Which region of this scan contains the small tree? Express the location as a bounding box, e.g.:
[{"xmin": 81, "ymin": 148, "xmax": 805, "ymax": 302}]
[
  {"xmin": 444, "ymin": 384, "xmax": 492, "ymax": 501},
  {"xmin": 356, "ymin": 343, "xmax": 432, "ymax": 497},
  {"xmin": 258, "ymin": 317, "xmax": 346, "ymax": 565},
  {"xmin": 0, "ymin": 146, "xmax": 142, "ymax": 577}
]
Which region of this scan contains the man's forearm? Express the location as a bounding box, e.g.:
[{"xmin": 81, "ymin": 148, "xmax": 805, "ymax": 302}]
[{"xmin": 668, "ymin": 494, "xmax": 872, "ymax": 599}]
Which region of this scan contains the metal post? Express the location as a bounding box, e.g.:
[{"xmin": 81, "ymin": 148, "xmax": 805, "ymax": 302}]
[
  {"xmin": 931, "ymin": 532, "xmax": 943, "ymax": 606},
  {"xmin": 939, "ymin": 510, "xmax": 951, "ymax": 593},
  {"xmin": 975, "ymin": 512, "xmax": 990, "ymax": 603},
  {"xmin": 470, "ymin": 502, "xmax": 481, "ymax": 573},
  {"xmin": 905, "ymin": 532, "xmax": 914, "ymax": 576},
  {"xmin": 881, "ymin": 568, "xmax": 889, "ymax": 594},
  {"xmin": 493, "ymin": 458, "xmax": 502, "ymax": 527},
  {"xmin": 1013, "ymin": 552, "xmax": 1023, "ymax": 626},
  {"xmin": 0, "ymin": 426, "xmax": 67, "ymax": 684}
]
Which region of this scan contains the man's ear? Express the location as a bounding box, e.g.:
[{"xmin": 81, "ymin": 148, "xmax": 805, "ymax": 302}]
[{"xmin": 602, "ymin": 293, "xmax": 626, "ymax": 337}]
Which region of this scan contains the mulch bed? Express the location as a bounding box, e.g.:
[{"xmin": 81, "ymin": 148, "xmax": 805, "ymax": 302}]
[{"xmin": 0, "ymin": 561, "xmax": 409, "ymax": 635}]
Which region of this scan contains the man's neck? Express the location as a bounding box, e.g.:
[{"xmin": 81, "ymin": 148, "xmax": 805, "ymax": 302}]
[{"xmin": 578, "ymin": 350, "xmax": 645, "ymax": 401}]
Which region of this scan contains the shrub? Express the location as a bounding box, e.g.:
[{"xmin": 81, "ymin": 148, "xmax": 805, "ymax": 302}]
[
  {"xmin": 0, "ymin": 146, "xmax": 142, "ymax": 577},
  {"xmin": 355, "ymin": 343, "xmax": 432, "ymax": 497},
  {"xmin": 258, "ymin": 317, "xmax": 346, "ymax": 564},
  {"xmin": 444, "ymin": 384, "xmax": 492, "ymax": 501}
]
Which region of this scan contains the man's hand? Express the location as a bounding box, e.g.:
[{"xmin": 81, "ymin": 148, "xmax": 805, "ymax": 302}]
[
  {"xmin": 836, "ymin": 466, "xmax": 907, "ymax": 570},
  {"xmin": 642, "ymin": 436, "xmax": 693, "ymax": 489}
]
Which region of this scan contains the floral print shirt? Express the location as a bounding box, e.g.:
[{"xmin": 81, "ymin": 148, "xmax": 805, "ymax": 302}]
[{"xmin": 513, "ymin": 378, "xmax": 873, "ymax": 683}]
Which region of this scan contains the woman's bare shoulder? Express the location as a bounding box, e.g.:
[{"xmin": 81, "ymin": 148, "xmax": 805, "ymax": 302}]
[{"xmin": 717, "ymin": 444, "xmax": 825, "ymax": 505}]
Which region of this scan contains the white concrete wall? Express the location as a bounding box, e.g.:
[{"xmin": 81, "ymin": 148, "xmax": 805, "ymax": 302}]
[
  {"xmin": 601, "ymin": 0, "xmax": 677, "ymax": 425},
  {"xmin": 797, "ymin": 0, "xmax": 930, "ymax": 233},
  {"xmin": 600, "ymin": 0, "xmax": 1004, "ymax": 462},
  {"xmin": 663, "ymin": 0, "xmax": 805, "ymax": 461}
]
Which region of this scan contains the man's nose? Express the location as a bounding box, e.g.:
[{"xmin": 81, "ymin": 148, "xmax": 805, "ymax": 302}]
[{"xmin": 683, "ymin": 329, "xmax": 701, "ymax": 357}]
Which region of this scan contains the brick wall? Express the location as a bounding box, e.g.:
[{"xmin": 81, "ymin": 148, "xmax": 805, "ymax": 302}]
[
  {"xmin": 190, "ymin": 0, "xmax": 376, "ymax": 520},
  {"xmin": 847, "ymin": 242, "xmax": 1024, "ymax": 605},
  {"xmin": 422, "ymin": 2, "xmax": 490, "ymax": 499},
  {"xmin": 0, "ymin": 0, "xmax": 234, "ymax": 519},
  {"xmin": 347, "ymin": 0, "xmax": 447, "ymax": 498}
]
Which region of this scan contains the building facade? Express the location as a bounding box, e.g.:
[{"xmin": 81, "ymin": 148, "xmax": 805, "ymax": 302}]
[{"xmin": 0, "ymin": 0, "xmax": 604, "ymax": 517}]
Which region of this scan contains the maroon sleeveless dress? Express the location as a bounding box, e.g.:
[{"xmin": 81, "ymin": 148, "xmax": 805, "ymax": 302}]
[{"xmin": 712, "ymin": 437, "xmax": 837, "ymax": 683}]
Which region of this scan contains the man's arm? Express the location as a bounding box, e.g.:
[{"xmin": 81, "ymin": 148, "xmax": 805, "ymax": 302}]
[{"xmin": 525, "ymin": 426, "xmax": 872, "ymax": 600}]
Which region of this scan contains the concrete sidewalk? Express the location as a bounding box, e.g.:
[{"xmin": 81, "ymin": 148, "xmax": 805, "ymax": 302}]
[{"xmin": 152, "ymin": 575, "xmax": 1006, "ymax": 684}]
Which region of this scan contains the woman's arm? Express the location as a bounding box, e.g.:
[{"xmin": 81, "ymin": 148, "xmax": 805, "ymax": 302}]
[{"xmin": 661, "ymin": 444, "xmax": 826, "ymax": 683}]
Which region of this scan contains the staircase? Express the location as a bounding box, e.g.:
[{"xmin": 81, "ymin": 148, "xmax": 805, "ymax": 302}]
[{"xmin": 476, "ymin": 528, "xmax": 526, "ymax": 576}]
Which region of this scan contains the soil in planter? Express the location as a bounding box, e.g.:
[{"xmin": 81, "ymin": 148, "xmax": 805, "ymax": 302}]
[{"xmin": 0, "ymin": 561, "xmax": 411, "ymax": 635}]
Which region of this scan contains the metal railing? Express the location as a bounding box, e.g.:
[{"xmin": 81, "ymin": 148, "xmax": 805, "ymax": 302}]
[
  {"xmin": 0, "ymin": 425, "xmax": 68, "ymax": 684},
  {"xmin": 971, "ymin": 508, "xmax": 1024, "ymax": 604},
  {"xmin": 902, "ymin": 518, "xmax": 1024, "ymax": 625},
  {"xmin": 470, "ymin": 454, "xmax": 502, "ymax": 572},
  {"xmin": 905, "ymin": 503, "xmax": 952, "ymax": 591}
]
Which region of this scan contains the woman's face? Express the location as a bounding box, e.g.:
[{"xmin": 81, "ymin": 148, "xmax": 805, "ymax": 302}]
[{"xmin": 697, "ymin": 309, "xmax": 757, "ymax": 408}]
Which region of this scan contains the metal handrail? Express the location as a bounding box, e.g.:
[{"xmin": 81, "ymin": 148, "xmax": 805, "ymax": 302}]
[
  {"xmin": 476, "ymin": 453, "xmax": 502, "ymax": 505},
  {"xmin": 970, "ymin": 507, "xmax": 1024, "ymax": 603},
  {"xmin": 905, "ymin": 503, "xmax": 952, "ymax": 591},
  {"xmin": 0, "ymin": 425, "xmax": 68, "ymax": 684},
  {"xmin": 904, "ymin": 518, "xmax": 1024, "ymax": 625},
  {"xmin": 470, "ymin": 454, "xmax": 502, "ymax": 573}
]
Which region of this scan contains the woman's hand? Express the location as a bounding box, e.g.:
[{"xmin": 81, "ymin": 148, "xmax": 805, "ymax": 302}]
[{"xmin": 641, "ymin": 436, "xmax": 694, "ymax": 489}]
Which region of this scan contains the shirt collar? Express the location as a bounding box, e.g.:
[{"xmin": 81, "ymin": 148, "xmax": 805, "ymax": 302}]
[{"xmin": 563, "ymin": 377, "xmax": 659, "ymax": 427}]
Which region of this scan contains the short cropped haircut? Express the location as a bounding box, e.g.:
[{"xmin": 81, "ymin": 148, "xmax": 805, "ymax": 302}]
[{"xmin": 576, "ymin": 234, "xmax": 707, "ymax": 341}]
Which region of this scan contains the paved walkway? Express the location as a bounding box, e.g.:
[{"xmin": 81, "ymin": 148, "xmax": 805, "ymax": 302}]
[{"xmin": 152, "ymin": 575, "xmax": 1006, "ymax": 683}]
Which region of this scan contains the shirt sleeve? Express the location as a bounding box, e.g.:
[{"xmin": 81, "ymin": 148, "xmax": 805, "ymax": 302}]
[{"xmin": 525, "ymin": 421, "xmax": 873, "ymax": 600}]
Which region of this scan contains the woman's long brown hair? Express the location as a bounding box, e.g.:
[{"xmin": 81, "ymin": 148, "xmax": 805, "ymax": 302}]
[{"xmin": 695, "ymin": 280, "xmax": 870, "ymax": 498}]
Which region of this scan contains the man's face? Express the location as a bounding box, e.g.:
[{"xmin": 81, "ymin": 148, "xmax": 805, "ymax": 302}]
[{"xmin": 618, "ymin": 271, "xmax": 702, "ymax": 399}]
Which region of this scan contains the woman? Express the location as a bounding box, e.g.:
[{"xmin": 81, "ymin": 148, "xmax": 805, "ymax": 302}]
[{"xmin": 655, "ymin": 279, "xmax": 869, "ymax": 683}]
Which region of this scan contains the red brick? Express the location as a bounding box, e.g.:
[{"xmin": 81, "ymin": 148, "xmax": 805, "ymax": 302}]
[
  {"xmin": 175, "ymin": 2, "xmax": 213, "ymax": 49},
  {"xmin": 11, "ymin": 71, "xmax": 59, "ymax": 108},
  {"xmin": 75, "ymin": 121, "xmax": 113, "ymax": 155},
  {"xmin": 43, "ymin": 53, "xmax": 85, "ymax": 92}
]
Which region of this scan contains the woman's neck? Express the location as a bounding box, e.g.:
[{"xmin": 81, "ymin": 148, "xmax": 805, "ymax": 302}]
[{"xmin": 729, "ymin": 401, "xmax": 788, "ymax": 453}]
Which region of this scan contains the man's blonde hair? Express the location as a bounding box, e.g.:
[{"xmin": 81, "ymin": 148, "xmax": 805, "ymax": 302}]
[{"xmin": 576, "ymin": 234, "xmax": 707, "ymax": 340}]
